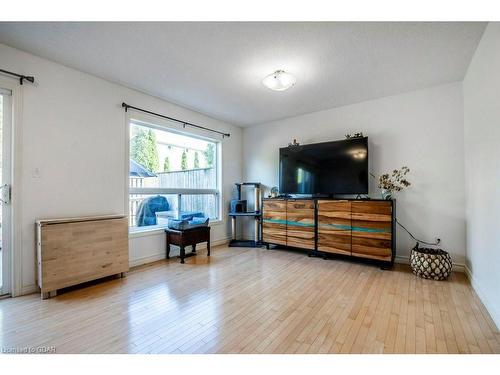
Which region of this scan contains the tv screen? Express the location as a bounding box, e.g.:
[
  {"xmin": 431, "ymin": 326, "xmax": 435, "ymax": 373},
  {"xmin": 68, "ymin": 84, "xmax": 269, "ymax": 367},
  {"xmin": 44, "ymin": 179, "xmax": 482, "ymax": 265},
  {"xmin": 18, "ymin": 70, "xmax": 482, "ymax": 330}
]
[{"xmin": 279, "ymin": 137, "xmax": 368, "ymax": 195}]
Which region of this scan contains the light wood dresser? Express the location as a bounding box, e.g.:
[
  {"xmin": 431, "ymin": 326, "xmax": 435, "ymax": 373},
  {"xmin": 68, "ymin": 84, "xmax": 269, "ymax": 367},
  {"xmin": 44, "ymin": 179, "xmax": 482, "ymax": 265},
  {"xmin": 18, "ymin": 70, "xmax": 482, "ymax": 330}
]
[{"xmin": 36, "ymin": 215, "xmax": 129, "ymax": 299}]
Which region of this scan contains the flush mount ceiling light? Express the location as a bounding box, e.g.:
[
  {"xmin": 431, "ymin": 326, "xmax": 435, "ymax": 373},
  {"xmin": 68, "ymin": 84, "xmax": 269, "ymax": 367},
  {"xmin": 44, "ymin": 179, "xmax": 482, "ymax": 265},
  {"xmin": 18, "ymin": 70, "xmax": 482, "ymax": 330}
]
[{"xmin": 262, "ymin": 70, "xmax": 296, "ymax": 91}]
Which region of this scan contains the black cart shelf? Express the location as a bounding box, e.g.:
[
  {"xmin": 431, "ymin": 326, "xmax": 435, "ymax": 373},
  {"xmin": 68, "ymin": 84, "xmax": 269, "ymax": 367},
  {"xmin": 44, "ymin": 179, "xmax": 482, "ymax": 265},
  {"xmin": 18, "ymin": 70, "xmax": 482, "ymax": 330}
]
[{"xmin": 228, "ymin": 183, "xmax": 262, "ymax": 248}]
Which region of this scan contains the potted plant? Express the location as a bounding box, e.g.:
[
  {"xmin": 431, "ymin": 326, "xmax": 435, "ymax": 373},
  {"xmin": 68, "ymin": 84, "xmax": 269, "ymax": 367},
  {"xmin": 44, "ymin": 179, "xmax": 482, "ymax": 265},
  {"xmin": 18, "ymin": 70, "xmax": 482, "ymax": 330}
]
[{"xmin": 372, "ymin": 166, "xmax": 411, "ymax": 200}]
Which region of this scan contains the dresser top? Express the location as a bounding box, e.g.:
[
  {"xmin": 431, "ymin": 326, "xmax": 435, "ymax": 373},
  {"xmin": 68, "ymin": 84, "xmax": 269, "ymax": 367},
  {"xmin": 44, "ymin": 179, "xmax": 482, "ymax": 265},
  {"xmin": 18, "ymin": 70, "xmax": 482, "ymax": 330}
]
[
  {"xmin": 36, "ymin": 214, "xmax": 126, "ymax": 226},
  {"xmin": 263, "ymin": 197, "xmax": 394, "ymax": 202}
]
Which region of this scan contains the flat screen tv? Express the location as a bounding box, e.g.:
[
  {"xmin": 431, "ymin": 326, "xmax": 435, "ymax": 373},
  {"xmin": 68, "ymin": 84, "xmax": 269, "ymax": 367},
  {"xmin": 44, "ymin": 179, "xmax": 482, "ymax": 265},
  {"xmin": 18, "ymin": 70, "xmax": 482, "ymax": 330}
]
[{"xmin": 279, "ymin": 137, "xmax": 368, "ymax": 195}]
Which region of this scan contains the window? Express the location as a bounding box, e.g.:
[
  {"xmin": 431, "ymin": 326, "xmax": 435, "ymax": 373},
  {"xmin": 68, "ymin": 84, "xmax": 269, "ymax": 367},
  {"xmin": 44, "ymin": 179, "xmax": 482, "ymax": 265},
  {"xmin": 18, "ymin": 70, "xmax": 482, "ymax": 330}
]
[{"xmin": 128, "ymin": 120, "xmax": 220, "ymax": 231}]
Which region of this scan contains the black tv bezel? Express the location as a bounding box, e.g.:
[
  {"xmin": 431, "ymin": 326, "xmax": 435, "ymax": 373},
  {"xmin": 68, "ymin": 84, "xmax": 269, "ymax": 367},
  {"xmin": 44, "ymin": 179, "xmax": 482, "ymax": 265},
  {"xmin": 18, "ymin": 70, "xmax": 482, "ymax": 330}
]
[{"xmin": 278, "ymin": 137, "xmax": 369, "ymax": 196}]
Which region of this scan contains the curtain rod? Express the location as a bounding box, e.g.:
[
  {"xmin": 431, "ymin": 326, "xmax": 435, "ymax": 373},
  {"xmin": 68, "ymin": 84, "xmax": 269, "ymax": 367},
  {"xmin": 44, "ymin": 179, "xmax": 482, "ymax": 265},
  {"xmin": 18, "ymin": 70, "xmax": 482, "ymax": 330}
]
[
  {"xmin": 0, "ymin": 68, "xmax": 35, "ymax": 85},
  {"xmin": 121, "ymin": 102, "xmax": 230, "ymax": 138}
]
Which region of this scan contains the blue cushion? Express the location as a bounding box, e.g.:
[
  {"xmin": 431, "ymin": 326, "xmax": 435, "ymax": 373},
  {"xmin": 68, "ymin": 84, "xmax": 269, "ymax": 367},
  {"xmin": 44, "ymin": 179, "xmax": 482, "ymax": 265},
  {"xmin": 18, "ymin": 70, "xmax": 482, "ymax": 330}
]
[
  {"xmin": 190, "ymin": 217, "xmax": 209, "ymax": 225},
  {"xmin": 178, "ymin": 211, "xmax": 205, "ymax": 220},
  {"xmin": 167, "ymin": 217, "xmax": 209, "ymax": 230},
  {"xmin": 156, "ymin": 210, "xmax": 204, "ymax": 222}
]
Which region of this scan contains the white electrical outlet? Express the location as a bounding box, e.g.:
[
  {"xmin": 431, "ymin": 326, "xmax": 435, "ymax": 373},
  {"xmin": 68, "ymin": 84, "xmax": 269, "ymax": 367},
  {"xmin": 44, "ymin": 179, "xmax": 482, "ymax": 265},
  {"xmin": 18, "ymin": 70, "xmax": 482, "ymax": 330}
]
[{"xmin": 32, "ymin": 167, "xmax": 41, "ymax": 178}]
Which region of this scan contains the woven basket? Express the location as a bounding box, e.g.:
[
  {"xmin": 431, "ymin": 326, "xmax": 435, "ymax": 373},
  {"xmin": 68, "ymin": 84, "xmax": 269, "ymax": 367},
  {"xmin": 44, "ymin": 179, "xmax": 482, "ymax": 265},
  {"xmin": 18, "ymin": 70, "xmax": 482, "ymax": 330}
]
[{"xmin": 410, "ymin": 243, "xmax": 452, "ymax": 280}]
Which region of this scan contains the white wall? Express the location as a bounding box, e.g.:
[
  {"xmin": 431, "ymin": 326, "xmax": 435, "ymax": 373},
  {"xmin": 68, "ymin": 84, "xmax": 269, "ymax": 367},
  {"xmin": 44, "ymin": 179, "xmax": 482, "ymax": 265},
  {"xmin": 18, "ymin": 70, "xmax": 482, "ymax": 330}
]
[
  {"xmin": 3, "ymin": 31, "xmax": 498, "ymax": 329},
  {"xmin": 0, "ymin": 43, "xmax": 242, "ymax": 295},
  {"xmin": 243, "ymin": 82, "xmax": 466, "ymax": 264},
  {"xmin": 463, "ymin": 23, "xmax": 500, "ymax": 327}
]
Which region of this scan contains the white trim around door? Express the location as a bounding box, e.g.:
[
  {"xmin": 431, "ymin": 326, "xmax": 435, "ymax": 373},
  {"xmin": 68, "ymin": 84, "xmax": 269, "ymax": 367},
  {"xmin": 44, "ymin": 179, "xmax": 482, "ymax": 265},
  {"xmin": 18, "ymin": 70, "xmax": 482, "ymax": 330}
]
[{"xmin": 0, "ymin": 78, "xmax": 23, "ymax": 297}]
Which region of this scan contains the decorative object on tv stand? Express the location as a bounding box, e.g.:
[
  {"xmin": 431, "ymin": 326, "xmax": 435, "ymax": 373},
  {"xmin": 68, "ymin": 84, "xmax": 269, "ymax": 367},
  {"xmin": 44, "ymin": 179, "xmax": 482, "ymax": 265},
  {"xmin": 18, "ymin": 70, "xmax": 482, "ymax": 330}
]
[
  {"xmin": 288, "ymin": 139, "xmax": 300, "ymax": 147},
  {"xmin": 345, "ymin": 132, "xmax": 364, "ymax": 139},
  {"xmin": 410, "ymin": 242, "xmax": 452, "ymax": 280},
  {"xmin": 373, "ymin": 166, "xmax": 411, "ymax": 200},
  {"xmin": 269, "ymin": 186, "xmax": 279, "ymax": 198}
]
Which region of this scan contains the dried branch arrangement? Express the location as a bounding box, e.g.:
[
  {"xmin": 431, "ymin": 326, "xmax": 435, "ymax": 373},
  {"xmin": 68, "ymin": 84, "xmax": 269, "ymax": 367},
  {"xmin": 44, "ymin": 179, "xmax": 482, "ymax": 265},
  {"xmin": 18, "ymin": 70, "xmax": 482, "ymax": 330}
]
[{"xmin": 377, "ymin": 166, "xmax": 411, "ymax": 191}]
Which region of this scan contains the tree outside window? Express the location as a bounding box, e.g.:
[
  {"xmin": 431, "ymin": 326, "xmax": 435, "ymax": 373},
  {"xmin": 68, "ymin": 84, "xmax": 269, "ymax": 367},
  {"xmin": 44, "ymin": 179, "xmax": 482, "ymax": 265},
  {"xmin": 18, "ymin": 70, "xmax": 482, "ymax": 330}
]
[
  {"xmin": 194, "ymin": 151, "xmax": 200, "ymax": 168},
  {"xmin": 130, "ymin": 129, "xmax": 160, "ymax": 173},
  {"xmin": 181, "ymin": 149, "xmax": 188, "ymax": 170},
  {"xmin": 204, "ymin": 143, "xmax": 215, "ymax": 168},
  {"xmin": 163, "ymin": 156, "xmax": 171, "ymax": 172}
]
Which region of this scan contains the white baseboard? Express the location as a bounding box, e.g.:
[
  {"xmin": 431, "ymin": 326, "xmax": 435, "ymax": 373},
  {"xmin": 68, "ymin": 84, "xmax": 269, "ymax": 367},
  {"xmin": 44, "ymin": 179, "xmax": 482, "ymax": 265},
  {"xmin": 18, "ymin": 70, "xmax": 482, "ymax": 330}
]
[
  {"xmin": 394, "ymin": 255, "xmax": 465, "ymax": 273},
  {"xmin": 464, "ymin": 265, "xmax": 500, "ymax": 330},
  {"xmin": 19, "ymin": 284, "xmax": 38, "ymax": 296},
  {"xmin": 129, "ymin": 253, "xmax": 167, "ymax": 268},
  {"xmin": 17, "ymin": 239, "xmax": 231, "ymax": 296},
  {"xmin": 129, "ymin": 237, "xmax": 231, "ymax": 268}
]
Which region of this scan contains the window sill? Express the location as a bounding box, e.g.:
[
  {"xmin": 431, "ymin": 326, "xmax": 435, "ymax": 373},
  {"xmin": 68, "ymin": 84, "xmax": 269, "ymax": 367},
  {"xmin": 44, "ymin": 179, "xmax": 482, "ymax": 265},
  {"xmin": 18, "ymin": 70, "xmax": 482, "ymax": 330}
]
[{"xmin": 129, "ymin": 219, "xmax": 225, "ymax": 239}]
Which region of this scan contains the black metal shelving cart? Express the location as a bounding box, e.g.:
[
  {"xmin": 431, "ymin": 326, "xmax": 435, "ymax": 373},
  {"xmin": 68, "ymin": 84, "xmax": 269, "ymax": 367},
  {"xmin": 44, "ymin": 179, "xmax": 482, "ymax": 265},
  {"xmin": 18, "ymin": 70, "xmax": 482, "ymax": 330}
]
[{"xmin": 228, "ymin": 183, "xmax": 262, "ymax": 247}]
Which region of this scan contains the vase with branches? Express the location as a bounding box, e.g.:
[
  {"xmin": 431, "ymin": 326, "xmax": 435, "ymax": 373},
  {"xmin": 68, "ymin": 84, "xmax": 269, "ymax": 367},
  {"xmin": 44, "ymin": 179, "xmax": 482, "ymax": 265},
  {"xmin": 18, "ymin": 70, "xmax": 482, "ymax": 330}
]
[{"xmin": 371, "ymin": 166, "xmax": 411, "ymax": 200}]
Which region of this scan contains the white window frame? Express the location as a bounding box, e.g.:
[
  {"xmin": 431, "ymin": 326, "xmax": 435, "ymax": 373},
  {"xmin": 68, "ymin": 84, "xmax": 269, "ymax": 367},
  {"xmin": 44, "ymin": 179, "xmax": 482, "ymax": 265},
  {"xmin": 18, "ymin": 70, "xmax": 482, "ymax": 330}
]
[
  {"xmin": 0, "ymin": 77, "xmax": 23, "ymax": 297},
  {"xmin": 125, "ymin": 112, "xmax": 223, "ymax": 235},
  {"xmin": 1, "ymin": 87, "xmax": 12, "ymax": 297}
]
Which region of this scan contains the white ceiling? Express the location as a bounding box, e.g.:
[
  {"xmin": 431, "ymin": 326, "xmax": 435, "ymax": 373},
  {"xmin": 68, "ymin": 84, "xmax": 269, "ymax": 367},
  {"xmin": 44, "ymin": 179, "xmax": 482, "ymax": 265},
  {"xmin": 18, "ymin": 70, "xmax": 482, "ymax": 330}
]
[{"xmin": 0, "ymin": 22, "xmax": 486, "ymax": 127}]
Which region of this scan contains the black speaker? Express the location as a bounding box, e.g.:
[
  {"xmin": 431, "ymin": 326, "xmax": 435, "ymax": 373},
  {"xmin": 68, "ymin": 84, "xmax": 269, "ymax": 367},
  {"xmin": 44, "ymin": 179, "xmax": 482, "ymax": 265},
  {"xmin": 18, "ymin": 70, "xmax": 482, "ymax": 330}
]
[{"xmin": 230, "ymin": 199, "xmax": 247, "ymax": 213}]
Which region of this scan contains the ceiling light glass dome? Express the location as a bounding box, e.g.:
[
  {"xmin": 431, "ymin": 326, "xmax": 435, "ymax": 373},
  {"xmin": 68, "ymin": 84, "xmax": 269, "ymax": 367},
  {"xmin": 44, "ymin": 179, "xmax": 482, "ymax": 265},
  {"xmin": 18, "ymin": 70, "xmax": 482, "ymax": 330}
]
[{"xmin": 262, "ymin": 70, "xmax": 296, "ymax": 91}]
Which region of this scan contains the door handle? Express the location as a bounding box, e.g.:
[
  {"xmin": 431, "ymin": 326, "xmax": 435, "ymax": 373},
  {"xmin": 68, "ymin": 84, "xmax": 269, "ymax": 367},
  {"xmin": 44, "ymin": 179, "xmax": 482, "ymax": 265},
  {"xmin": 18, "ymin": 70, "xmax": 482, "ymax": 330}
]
[{"xmin": 0, "ymin": 184, "xmax": 11, "ymax": 204}]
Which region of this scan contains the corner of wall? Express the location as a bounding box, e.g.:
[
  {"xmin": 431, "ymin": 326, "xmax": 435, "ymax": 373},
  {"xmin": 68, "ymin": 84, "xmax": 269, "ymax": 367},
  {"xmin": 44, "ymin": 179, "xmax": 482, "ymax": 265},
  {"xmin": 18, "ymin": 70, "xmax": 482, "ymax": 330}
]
[
  {"xmin": 464, "ymin": 265, "xmax": 500, "ymax": 329},
  {"xmin": 461, "ymin": 22, "xmax": 500, "ymax": 331}
]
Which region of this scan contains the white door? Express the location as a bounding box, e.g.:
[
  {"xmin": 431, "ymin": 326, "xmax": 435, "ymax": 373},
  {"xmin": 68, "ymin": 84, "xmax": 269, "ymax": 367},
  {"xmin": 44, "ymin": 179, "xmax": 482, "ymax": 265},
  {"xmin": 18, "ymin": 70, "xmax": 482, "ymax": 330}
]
[{"xmin": 0, "ymin": 87, "xmax": 12, "ymax": 296}]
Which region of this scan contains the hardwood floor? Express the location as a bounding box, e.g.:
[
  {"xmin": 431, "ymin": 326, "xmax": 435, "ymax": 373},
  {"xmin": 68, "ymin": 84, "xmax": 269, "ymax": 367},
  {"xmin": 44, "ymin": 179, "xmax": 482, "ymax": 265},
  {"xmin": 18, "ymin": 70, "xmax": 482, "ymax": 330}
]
[{"xmin": 0, "ymin": 245, "xmax": 499, "ymax": 354}]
